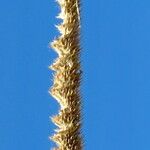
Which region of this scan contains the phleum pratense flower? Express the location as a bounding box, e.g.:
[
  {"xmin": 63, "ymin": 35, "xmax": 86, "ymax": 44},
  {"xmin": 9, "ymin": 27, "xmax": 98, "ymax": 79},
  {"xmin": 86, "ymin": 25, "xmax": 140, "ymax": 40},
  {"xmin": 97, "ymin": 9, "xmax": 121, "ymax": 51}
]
[{"xmin": 49, "ymin": 0, "xmax": 83, "ymax": 149}]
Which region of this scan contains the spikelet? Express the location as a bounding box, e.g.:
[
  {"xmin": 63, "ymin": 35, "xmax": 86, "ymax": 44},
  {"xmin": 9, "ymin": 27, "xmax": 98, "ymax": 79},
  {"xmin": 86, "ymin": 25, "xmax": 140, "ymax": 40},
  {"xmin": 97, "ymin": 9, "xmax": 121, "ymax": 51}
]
[{"xmin": 49, "ymin": 0, "xmax": 82, "ymax": 149}]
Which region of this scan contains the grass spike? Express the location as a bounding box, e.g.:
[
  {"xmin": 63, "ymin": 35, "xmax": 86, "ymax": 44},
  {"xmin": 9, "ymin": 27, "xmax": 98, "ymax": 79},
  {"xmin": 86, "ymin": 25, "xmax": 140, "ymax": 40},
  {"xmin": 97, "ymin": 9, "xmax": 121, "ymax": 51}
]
[{"xmin": 50, "ymin": 0, "xmax": 83, "ymax": 149}]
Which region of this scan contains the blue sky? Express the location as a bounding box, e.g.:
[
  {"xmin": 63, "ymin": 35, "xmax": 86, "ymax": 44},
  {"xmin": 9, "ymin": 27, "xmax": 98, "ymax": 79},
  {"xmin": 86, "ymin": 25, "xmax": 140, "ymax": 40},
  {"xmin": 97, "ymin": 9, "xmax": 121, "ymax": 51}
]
[{"xmin": 0, "ymin": 0, "xmax": 150, "ymax": 150}]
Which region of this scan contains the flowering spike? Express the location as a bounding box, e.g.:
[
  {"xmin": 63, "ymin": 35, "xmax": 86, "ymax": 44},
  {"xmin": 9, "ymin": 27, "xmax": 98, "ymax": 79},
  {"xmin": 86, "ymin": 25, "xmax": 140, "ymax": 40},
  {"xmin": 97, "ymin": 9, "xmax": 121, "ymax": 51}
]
[{"xmin": 50, "ymin": 0, "xmax": 83, "ymax": 149}]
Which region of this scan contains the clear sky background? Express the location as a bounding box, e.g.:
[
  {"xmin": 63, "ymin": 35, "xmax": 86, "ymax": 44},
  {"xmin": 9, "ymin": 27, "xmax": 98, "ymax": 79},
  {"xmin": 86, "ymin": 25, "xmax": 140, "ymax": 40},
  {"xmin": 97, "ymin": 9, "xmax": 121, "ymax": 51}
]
[{"xmin": 0, "ymin": 0, "xmax": 150, "ymax": 150}]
